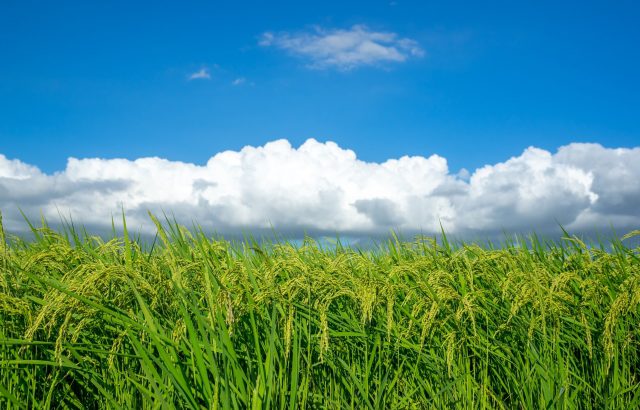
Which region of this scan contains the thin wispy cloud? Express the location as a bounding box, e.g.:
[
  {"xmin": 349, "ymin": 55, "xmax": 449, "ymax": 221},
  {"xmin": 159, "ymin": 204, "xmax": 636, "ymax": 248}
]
[
  {"xmin": 1, "ymin": 140, "xmax": 638, "ymax": 239},
  {"xmin": 187, "ymin": 68, "xmax": 211, "ymax": 80},
  {"xmin": 232, "ymin": 77, "xmax": 246, "ymax": 85},
  {"xmin": 259, "ymin": 25, "xmax": 424, "ymax": 70}
]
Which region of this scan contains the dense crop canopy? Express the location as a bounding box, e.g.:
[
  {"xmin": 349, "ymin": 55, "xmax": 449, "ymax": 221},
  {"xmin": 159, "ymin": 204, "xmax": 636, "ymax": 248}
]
[{"xmin": 1, "ymin": 214, "xmax": 639, "ymax": 408}]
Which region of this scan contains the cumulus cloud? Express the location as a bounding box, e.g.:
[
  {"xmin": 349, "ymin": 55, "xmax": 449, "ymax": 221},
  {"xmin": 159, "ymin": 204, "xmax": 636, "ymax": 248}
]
[
  {"xmin": 0, "ymin": 140, "xmax": 638, "ymax": 239},
  {"xmin": 187, "ymin": 68, "xmax": 211, "ymax": 80},
  {"xmin": 259, "ymin": 25, "xmax": 424, "ymax": 70},
  {"xmin": 0, "ymin": 154, "xmax": 41, "ymax": 179}
]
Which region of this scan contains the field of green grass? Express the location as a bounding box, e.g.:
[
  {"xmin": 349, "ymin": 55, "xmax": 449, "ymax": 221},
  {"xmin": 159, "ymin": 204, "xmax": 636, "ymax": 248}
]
[{"xmin": 1, "ymin": 213, "xmax": 639, "ymax": 409}]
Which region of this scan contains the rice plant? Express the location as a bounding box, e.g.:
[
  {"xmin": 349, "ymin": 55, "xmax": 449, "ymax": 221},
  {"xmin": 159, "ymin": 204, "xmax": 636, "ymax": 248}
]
[{"xmin": 1, "ymin": 213, "xmax": 639, "ymax": 409}]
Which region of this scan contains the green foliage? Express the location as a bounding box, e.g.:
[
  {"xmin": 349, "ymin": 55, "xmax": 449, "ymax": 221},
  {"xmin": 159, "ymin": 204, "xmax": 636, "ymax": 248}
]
[{"xmin": 1, "ymin": 214, "xmax": 639, "ymax": 408}]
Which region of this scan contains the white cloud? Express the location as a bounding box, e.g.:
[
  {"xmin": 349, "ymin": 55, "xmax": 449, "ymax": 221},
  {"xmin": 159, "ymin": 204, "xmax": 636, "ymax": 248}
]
[
  {"xmin": 187, "ymin": 68, "xmax": 211, "ymax": 80},
  {"xmin": 259, "ymin": 25, "xmax": 424, "ymax": 70},
  {"xmin": 232, "ymin": 77, "xmax": 246, "ymax": 86},
  {"xmin": 1, "ymin": 140, "xmax": 638, "ymax": 239},
  {"xmin": 0, "ymin": 154, "xmax": 41, "ymax": 180}
]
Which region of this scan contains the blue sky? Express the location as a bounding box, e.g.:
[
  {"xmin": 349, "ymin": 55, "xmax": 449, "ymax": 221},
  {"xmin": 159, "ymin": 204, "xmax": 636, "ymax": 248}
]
[
  {"xmin": 0, "ymin": 0, "xmax": 639, "ymax": 238},
  {"xmin": 2, "ymin": 0, "xmax": 638, "ymax": 173}
]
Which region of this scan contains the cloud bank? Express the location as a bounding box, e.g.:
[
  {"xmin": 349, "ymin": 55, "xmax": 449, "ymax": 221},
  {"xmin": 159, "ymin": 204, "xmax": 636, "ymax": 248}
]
[
  {"xmin": 0, "ymin": 140, "xmax": 638, "ymax": 239},
  {"xmin": 259, "ymin": 25, "xmax": 424, "ymax": 70}
]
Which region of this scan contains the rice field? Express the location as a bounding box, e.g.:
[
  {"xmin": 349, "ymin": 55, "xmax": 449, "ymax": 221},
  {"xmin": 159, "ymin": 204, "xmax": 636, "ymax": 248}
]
[{"xmin": 1, "ymin": 213, "xmax": 639, "ymax": 409}]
